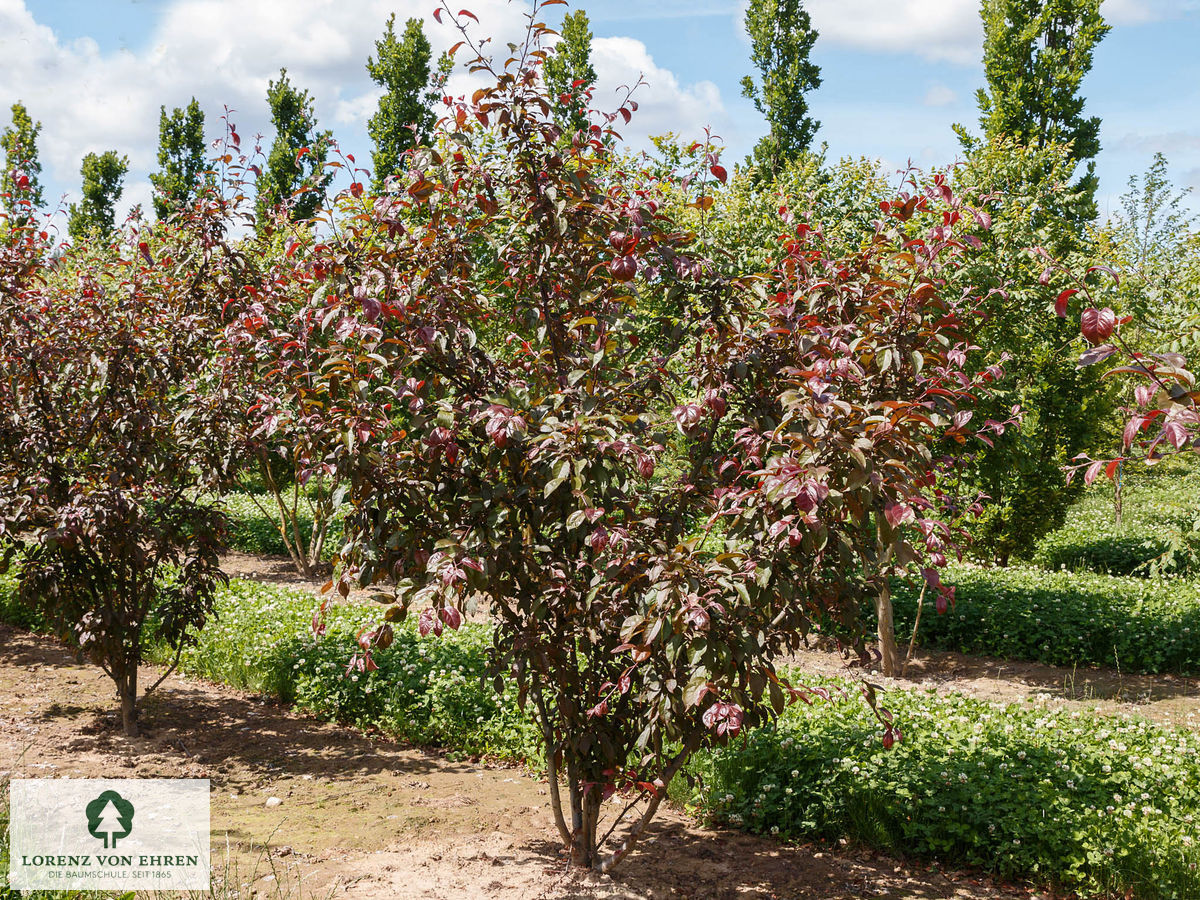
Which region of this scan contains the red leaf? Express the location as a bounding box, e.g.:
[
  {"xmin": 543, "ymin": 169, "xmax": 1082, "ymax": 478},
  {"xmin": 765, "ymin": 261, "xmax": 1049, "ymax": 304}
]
[
  {"xmin": 710, "ymin": 164, "xmax": 728, "ymax": 185},
  {"xmin": 1080, "ymin": 307, "xmax": 1116, "ymax": 345},
  {"xmin": 433, "ymin": 7, "xmax": 443, "ymax": 22},
  {"xmin": 1088, "ymin": 264, "xmax": 1121, "ymax": 286},
  {"xmin": 1163, "ymin": 421, "xmax": 1189, "ymax": 450},
  {"xmin": 350, "ymin": 181, "xmax": 364, "ymax": 198},
  {"xmin": 459, "ymin": 9, "xmax": 479, "ymax": 21},
  {"xmin": 1055, "ymin": 288, "xmax": 1078, "ymax": 317},
  {"xmin": 1078, "ymin": 344, "xmax": 1116, "ymax": 367},
  {"xmin": 1123, "ymin": 415, "xmax": 1143, "ymax": 449}
]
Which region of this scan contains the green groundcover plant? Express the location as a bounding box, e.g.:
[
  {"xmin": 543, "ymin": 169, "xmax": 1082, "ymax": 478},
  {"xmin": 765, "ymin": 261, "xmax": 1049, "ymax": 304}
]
[
  {"xmin": 891, "ymin": 564, "xmax": 1200, "ymax": 674},
  {"xmin": 692, "ymin": 685, "xmax": 1200, "ymax": 898},
  {"xmin": 4, "ymin": 578, "xmax": 1199, "ymax": 896},
  {"xmin": 1029, "ymin": 469, "xmax": 1200, "ymax": 577}
]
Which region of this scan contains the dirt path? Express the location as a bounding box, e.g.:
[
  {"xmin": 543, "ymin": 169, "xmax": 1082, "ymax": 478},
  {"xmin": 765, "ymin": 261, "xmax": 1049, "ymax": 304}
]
[
  {"xmin": 783, "ymin": 645, "xmax": 1200, "ymax": 731},
  {"xmin": 0, "ymin": 624, "xmax": 1034, "ymax": 900}
]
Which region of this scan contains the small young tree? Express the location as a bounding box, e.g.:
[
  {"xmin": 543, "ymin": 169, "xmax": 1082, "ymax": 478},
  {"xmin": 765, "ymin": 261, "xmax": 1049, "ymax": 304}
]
[
  {"xmin": 255, "ymin": 69, "xmax": 334, "ymax": 228},
  {"xmin": 941, "ymin": 138, "xmax": 1111, "ymax": 563},
  {"xmin": 366, "ymin": 15, "xmax": 441, "ymax": 192},
  {"xmin": 740, "ymin": 0, "xmax": 822, "ymax": 175},
  {"xmin": 543, "ymin": 9, "xmax": 596, "ymax": 134},
  {"xmin": 216, "ymin": 227, "xmax": 345, "ymax": 577},
  {"xmin": 151, "ymin": 98, "xmax": 208, "ymax": 221},
  {"xmin": 249, "ymin": 2, "xmax": 1005, "ymax": 867},
  {"xmin": 1, "ymin": 102, "xmax": 45, "ymax": 219},
  {"xmin": 1051, "ymin": 255, "xmax": 1200, "ymax": 569},
  {"xmin": 0, "ymin": 190, "xmax": 233, "ymax": 737},
  {"xmin": 67, "ymin": 150, "xmax": 129, "ymax": 241}
]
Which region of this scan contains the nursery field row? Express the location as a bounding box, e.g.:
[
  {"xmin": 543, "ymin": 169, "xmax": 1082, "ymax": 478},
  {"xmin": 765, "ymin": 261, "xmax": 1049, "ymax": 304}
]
[{"xmin": 5, "ymin": 577, "xmax": 1192, "ymax": 898}]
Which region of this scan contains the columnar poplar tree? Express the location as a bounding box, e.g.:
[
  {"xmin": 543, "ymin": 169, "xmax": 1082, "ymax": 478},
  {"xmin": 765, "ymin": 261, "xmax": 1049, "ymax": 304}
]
[
  {"xmin": 255, "ymin": 69, "xmax": 333, "ymax": 228},
  {"xmin": 1, "ymin": 102, "xmax": 45, "ymax": 216},
  {"xmin": 151, "ymin": 98, "xmax": 208, "ymax": 221},
  {"xmin": 366, "ymin": 15, "xmax": 440, "ymax": 192},
  {"xmin": 67, "ymin": 150, "xmax": 129, "ymax": 241},
  {"xmin": 543, "ymin": 9, "xmax": 597, "ymax": 133},
  {"xmin": 740, "ymin": 0, "xmax": 821, "ymax": 175},
  {"xmin": 975, "ymin": 0, "xmax": 1109, "ymax": 221}
]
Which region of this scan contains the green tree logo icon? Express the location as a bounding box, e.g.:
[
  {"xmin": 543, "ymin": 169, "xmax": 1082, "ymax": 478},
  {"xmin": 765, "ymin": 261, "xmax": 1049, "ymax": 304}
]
[{"xmin": 85, "ymin": 790, "xmax": 134, "ymax": 849}]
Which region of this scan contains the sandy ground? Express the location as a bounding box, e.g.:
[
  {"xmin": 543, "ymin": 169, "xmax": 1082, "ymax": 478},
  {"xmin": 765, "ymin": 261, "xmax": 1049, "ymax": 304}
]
[{"xmin": 1, "ymin": 623, "xmax": 1036, "ymax": 900}]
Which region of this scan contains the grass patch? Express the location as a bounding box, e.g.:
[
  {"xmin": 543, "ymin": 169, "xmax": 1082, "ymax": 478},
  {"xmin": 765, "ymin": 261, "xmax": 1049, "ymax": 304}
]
[{"xmin": 220, "ymin": 493, "xmax": 343, "ymax": 561}]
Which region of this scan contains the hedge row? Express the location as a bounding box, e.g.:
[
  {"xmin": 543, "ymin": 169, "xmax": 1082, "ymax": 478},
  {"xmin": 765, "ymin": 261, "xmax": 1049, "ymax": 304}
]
[
  {"xmin": 891, "ymin": 564, "xmax": 1200, "ymax": 674},
  {"xmin": 1028, "ymin": 473, "xmax": 1200, "ymax": 577}
]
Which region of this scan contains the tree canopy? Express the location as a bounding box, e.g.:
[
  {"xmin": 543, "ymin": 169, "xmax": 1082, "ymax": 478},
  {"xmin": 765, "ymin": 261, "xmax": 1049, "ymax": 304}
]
[
  {"xmin": 973, "ymin": 0, "xmax": 1109, "ymax": 221},
  {"xmin": 67, "ymin": 150, "xmax": 129, "ymax": 241},
  {"xmin": 150, "ymin": 98, "xmax": 208, "ymax": 221},
  {"xmin": 543, "ymin": 9, "xmax": 597, "ymax": 134},
  {"xmin": 255, "ymin": 68, "xmax": 334, "ymax": 227}
]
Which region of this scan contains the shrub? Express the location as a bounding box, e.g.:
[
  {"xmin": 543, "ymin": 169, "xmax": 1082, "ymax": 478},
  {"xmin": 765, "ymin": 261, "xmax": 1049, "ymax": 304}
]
[
  {"xmin": 245, "ymin": 0, "xmax": 1012, "ymax": 870},
  {"xmin": 693, "ymin": 683, "xmax": 1200, "ymax": 898}
]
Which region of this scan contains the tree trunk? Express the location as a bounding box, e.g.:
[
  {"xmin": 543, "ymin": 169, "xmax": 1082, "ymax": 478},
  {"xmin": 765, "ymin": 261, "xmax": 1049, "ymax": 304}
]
[
  {"xmin": 875, "ymin": 580, "xmax": 899, "ymax": 677},
  {"xmin": 119, "ymin": 667, "xmax": 139, "ymax": 737}
]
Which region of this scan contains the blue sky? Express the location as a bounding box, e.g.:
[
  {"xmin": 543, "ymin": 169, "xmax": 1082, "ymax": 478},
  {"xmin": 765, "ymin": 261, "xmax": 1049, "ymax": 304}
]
[{"xmin": 2, "ymin": 0, "xmax": 1198, "ymax": 229}]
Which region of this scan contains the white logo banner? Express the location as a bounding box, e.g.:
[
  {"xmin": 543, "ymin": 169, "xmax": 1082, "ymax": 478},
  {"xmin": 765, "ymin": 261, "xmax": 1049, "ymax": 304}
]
[{"xmin": 8, "ymin": 778, "xmax": 210, "ymax": 890}]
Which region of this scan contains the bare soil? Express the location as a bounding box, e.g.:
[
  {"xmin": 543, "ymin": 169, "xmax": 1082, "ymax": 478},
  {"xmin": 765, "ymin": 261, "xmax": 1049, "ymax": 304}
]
[{"xmin": 0, "ymin": 624, "xmax": 1035, "ymax": 900}]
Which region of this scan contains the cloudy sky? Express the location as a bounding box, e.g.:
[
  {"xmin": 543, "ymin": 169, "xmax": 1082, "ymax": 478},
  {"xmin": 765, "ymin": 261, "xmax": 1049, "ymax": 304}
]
[{"xmin": 2, "ymin": 0, "xmax": 1198, "ymax": 230}]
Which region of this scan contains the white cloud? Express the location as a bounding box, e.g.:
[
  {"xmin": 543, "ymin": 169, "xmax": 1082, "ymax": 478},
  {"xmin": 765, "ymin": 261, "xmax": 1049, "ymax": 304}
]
[
  {"xmin": 806, "ymin": 0, "xmax": 980, "ymax": 64},
  {"xmin": 1102, "ymin": 0, "xmax": 1200, "ymax": 23},
  {"xmin": 591, "ymin": 36, "xmax": 728, "ymax": 145},
  {"xmin": 1112, "ymin": 131, "xmax": 1200, "ymax": 154},
  {"xmin": 748, "ymin": 0, "xmax": 1197, "ymax": 66},
  {"xmin": 923, "ymin": 83, "xmax": 958, "ymax": 107},
  {"xmin": 0, "ymin": 0, "xmax": 726, "ymax": 222}
]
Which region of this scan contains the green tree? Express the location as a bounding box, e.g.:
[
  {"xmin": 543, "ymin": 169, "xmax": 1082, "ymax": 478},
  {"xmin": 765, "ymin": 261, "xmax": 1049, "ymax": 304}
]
[
  {"xmin": 971, "ymin": 0, "xmax": 1109, "ymax": 221},
  {"xmin": 1, "ymin": 102, "xmax": 45, "ymax": 215},
  {"xmin": 543, "ymin": 9, "xmax": 597, "ymax": 134},
  {"xmin": 945, "ymin": 138, "xmax": 1111, "ymax": 563},
  {"xmin": 67, "ymin": 150, "xmax": 129, "ymax": 241},
  {"xmin": 255, "ymin": 69, "xmax": 333, "ymax": 228},
  {"xmin": 740, "ymin": 0, "xmax": 822, "ymax": 175},
  {"xmin": 150, "ymin": 98, "xmax": 208, "ymax": 221},
  {"xmin": 366, "ymin": 16, "xmax": 441, "ymax": 192}
]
